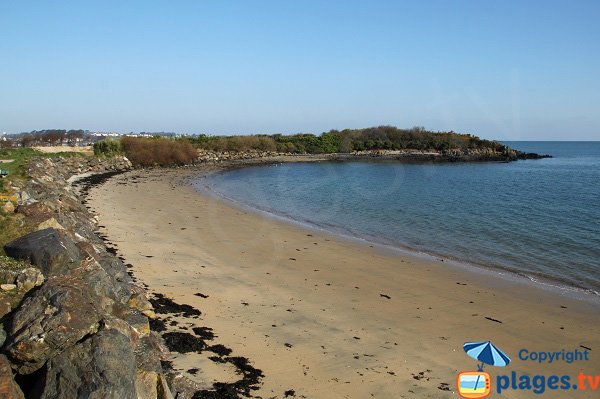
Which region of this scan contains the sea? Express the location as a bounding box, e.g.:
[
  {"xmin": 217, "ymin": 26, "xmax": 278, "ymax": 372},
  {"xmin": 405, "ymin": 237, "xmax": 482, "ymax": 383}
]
[{"xmin": 197, "ymin": 142, "xmax": 600, "ymax": 296}]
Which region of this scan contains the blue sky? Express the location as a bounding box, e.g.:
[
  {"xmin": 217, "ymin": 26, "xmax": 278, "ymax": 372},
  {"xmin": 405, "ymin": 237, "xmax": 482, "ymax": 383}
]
[{"xmin": 1, "ymin": 1, "xmax": 599, "ymax": 140}]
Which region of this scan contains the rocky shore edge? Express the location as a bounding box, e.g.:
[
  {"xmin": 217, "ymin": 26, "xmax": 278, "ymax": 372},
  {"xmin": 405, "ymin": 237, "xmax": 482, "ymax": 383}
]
[
  {"xmin": 0, "ymin": 155, "xmax": 178, "ymax": 398},
  {"xmin": 196, "ymin": 147, "xmax": 550, "ymax": 163}
]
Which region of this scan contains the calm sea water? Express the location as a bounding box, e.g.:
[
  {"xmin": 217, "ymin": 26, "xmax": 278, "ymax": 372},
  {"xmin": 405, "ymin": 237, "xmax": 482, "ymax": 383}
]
[{"xmin": 199, "ymin": 142, "xmax": 600, "ymax": 294}]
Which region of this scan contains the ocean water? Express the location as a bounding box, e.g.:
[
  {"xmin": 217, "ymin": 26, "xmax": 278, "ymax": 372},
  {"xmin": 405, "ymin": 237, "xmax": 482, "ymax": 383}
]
[{"xmin": 198, "ymin": 142, "xmax": 600, "ymax": 294}]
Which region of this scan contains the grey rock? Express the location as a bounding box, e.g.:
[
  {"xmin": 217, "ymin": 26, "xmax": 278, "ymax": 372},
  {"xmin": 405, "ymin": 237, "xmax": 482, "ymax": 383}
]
[
  {"xmin": 4, "ymin": 228, "xmax": 82, "ymax": 277},
  {"xmin": 15, "ymin": 201, "xmax": 54, "ymax": 224},
  {"xmin": 40, "ymin": 325, "xmax": 137, "ymax": 399},
  {"xmin": 4, "ymin": 276, "xmax": 103, "ymax": 374},
  {"xmin": 97, "ymin": 253, "xmax": 133, "ymax": 292},
  {"xmin": 17, "ymin": 190, "xmax": 31, "ymax": 205},
  {"xmin": 15, "ymin": 267, "xmax": 45, "ymax": 292},
  {"xmin": 73, "ymin": 258, "xmax": 131, "ymax": 304},
  {"xmin": 134, "ymin": 334, "xmax": 167, "ymax": 399}
]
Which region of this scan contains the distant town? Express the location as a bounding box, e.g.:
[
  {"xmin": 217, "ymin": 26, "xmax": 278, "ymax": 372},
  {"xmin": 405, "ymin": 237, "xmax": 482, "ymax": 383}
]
[{"xmin": 0, "ymin": 129, "xmax": 193, "ymax": 148}]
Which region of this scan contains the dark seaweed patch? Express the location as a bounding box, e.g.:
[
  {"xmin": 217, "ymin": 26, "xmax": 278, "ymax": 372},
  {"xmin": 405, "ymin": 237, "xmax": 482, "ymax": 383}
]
[
  {"xmin": 193, "ymin": 326, "xmax": 215, "ymax": 340},
  {"xmin": 193, "ymin": 356, "xmax": 264, "ymax": 398},
  {"xmin": 149, "ymin": 318, "xmax": 167, "ymax": 332},
  {"xmin": 162, "ymin": 331, "xmax": 205, "ymax": 353},
  {"xmin": 150, "ymin": 293, "xmax": 201, "ymax": 317},
  {"xmin": 207, "ymin": 344, "xmax": 232, "ymax": 357}
]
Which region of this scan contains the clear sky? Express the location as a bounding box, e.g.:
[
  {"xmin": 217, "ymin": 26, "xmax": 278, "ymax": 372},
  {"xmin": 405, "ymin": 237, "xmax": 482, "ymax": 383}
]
[{"xmin": 1, "ymin": 1, "xmax": 599, "ymax": 140}]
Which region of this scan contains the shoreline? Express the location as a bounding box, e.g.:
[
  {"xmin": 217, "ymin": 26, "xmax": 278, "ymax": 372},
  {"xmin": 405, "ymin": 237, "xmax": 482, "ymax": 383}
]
[
  {"xmin": 87, "ymin": 165, "xmax": 600, "ymax": 398},
  {"xmin": 194, "ymin": 164, "xmax": 600, "ymax": 303}
]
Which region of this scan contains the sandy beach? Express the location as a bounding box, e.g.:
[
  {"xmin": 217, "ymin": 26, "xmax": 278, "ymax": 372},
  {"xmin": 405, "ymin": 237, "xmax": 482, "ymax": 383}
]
[{"xmin": 87, "ymin": 166, "xmax": 600, "ymax": 399}]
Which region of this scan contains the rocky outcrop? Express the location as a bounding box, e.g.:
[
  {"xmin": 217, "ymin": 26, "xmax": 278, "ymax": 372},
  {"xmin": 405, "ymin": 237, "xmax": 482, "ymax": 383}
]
[
  {"xmin": 196, "ymin": 149, "xmax": 290, "ymax": 163},
  {"xmin": 0, "ymin": 155, "xmax": 173, "ymax": 398},
  {"xmin": 196, "ymin": 148, "xmax": 550, "ymax": 164}
]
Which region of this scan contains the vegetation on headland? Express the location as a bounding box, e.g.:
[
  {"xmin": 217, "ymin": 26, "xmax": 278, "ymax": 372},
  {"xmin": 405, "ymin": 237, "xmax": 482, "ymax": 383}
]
[{"xmin": 185, "ymin": 126, "xmax": 515, "ymax": 154}]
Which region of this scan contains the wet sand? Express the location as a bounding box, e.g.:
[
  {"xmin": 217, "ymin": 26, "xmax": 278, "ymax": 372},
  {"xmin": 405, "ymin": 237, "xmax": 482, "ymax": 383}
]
[{"xmin": 87, "ymin": 167, "xmax": 600, "ymax": 399}]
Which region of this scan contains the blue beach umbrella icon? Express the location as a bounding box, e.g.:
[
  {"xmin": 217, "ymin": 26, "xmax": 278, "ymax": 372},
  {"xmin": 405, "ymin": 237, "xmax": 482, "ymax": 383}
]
[{"xmin": 463, "ymin": 341, "xmax": 511, "ymax": 371}]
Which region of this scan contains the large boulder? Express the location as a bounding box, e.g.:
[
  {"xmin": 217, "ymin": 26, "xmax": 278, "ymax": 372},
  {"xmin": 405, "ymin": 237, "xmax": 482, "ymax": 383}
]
[
  {"xmin": 4, "ymin": 228, "xmax": 82, "ymax": 277},
  {"xmin": 15, "ymin": 202, "xmax": 54, "ymax": 224},
  {"xmin": 3, "ymin": 275, "xmax": 103, "ymax": 374},
  {"xmin": 37, "ymin": 324, "xmax": 138, "ymax": 399},
  {"xmin": 134, "ymin": 334, "xmax": 167, "ymax": 399},
  {"xmin": 67, "ymin": 258, "xmax": 131, "ymax": 305}
]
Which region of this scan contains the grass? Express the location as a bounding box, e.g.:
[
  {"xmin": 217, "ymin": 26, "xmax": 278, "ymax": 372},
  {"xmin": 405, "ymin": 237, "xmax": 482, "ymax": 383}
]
[
  {"xmin": 0, "ymin": 213, "xmax": 34, "ymax": 256},
  {"xmin": 0, "ymin": 254, "xmax": 31, "ymax": 273},
  {"xmin": 0, "ymin": 147, "xmax": 88, "ymax": 180}
]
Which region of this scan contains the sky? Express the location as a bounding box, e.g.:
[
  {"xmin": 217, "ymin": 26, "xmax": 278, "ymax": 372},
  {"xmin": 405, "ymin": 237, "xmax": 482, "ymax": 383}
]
[{"xmin": 1, "ymin": 1, "xmax": 599, "ymax": 140}]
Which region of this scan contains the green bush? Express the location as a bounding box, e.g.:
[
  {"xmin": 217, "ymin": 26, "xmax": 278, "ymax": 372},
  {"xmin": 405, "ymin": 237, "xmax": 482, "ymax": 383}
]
[
  {"xmin": 186, "ymin": 126, "xmax": 507, "ymax": 155},
  {"xmin": 93, "ymin": 140, "xmax": 123, "ymax": 156}
]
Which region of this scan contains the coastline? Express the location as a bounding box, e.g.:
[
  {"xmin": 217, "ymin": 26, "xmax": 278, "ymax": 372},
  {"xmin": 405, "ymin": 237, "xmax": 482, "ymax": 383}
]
[
  {"xmin": 197, "ymin": 162, "xmax": 600, "ymax": 300},
  {"xmin": 87, "ymin": 164, "xmax": 600, "ymax": 398}
]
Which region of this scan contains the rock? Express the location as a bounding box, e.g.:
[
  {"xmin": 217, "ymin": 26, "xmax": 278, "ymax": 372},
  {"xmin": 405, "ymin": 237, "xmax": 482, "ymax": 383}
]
[
  {"xmin": 15, "ymin": 202, "xmax": 54, "ymax": 224},
  {"xmin": 128, "ymin": 289, "xmax": 154, "ymax": 314},
  {"xmin": 15, "ymin": 267, "xmax": 45, "ymax": 292},
  {"xmin": 0, "ymin": 355, "xmax": 24, "ymax": 399},
  {"xmin": 142, "ymin": 309, "xmax": 157, "ymax": 319},
  {"xmin": 1, "ymin": 201, "xmax": 15, "ymax": 213},
  {"xmin": 75, "ymin": 241, "xmax": 100, "ymax": 260},
  {"xmin": 0, "ymin": 156, "xmax": 171, "ymax": 397},
  {"xmin": 96, "ymin": 254, "xmax": 133, "ymax": 296},
  {"xmin": 4, "ymin": 228, "xmax": 82, "ymax": 277},
  {"xmin": 157, "ymin": 373, "xmax": 175, "ymax": 399},
  {"xmin": 39, "ymin": 325, "xmax": 138, "ymax": 399},
  {"xmin": 16, "ymin": 190, "xmax": 31, "ymax": 205},
  {"xmin": 0, "ymin": 270, "xmax": 18, "ymax": 286},
  {"xmin": 134, "ymin": 335, "xmax": 167, "ymax": 399},
  {"xmin": 71, "ymin": 258, "xmax": 131, "ymax": 305},
  {"xmin": 0, "ymin": 284, "xmax": 16, "ymax": 291},
  {"xmin": 4, "ymin": 276, "xmax": 103, "ymax": 374},
  {"xmin": 36, "ymin": 217, "xmax": 65, "ymax": 231},
  {"xmin": 135, "ymin": 370, "xmax": 158, "ymax": 399},
  {"xmin": 111, "ymin": 302, "xmax": 150, "ymax": 338},
  {"xmin": 0, "ymin": 302, "xmax": 11, "ymax": 319}
]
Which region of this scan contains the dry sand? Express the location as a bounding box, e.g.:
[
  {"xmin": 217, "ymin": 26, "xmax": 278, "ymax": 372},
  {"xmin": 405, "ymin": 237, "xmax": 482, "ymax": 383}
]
[
  {"xmin": 87, "ymin": 167, "xmax": 600, "ymax": 399},
  {"xmin": 33, "ymin": 145, "xmax": 93, "ymax": 154}
]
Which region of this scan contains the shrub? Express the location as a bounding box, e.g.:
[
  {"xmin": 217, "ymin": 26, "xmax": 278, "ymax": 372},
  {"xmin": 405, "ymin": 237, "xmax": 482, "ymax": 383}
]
[
  {"xmin": 120, "ymin": 137, "xmax": 197, "ymax": 167},
  {"xmin": 186, "ymin": 126, "xmax": 506, "ymax": 154},
  {"xmin": 93, "ymin": 140, "xmax": 123, "ymax": 156}
]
